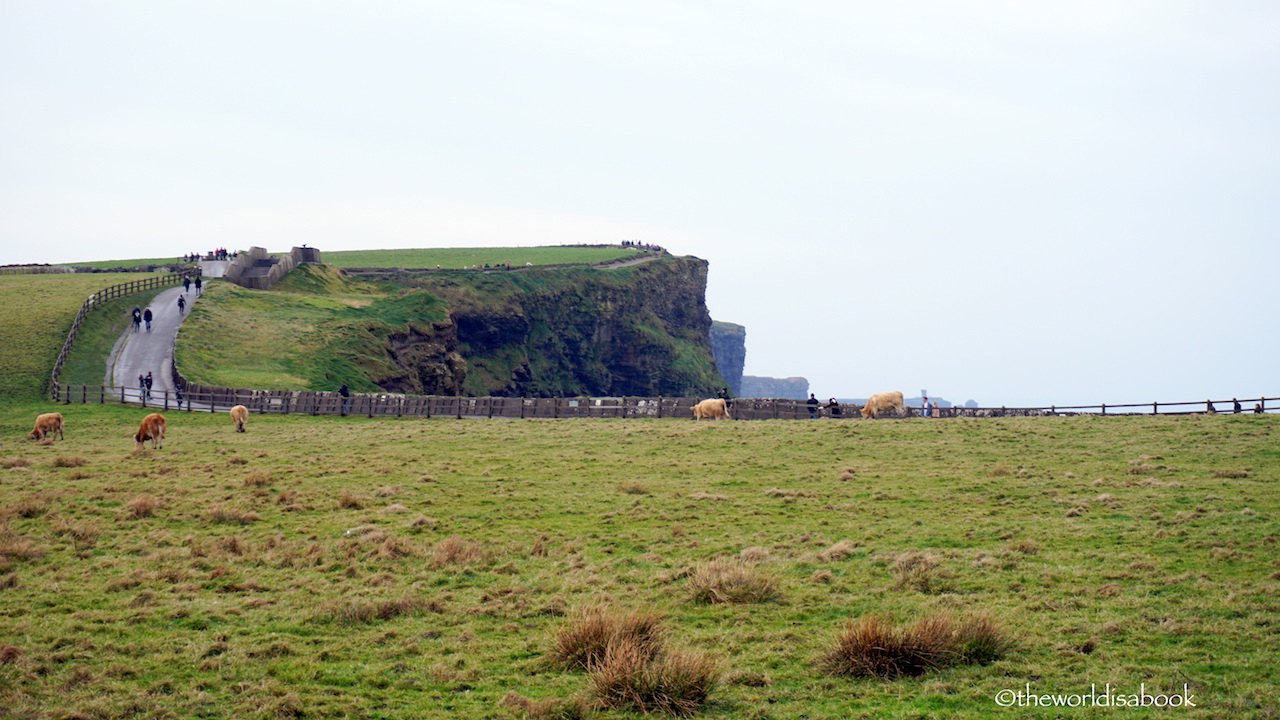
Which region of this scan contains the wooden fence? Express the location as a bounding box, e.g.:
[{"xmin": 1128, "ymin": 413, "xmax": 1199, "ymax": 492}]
[
  {"xmin": 48, "ymin": 273, "xmax": 193, "ymax": 397},
  {"xmin": 50, "ymin": 384, "xmax": 1276, "ymax": 419}
]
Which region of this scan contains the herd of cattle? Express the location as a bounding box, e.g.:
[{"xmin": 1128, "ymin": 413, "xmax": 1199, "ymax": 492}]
[
  {"xmin": 25, "ymin": 393, "xmax": 911, "ymax": 445},
  {"xmin": 27, "ymin": 405, "xmax": 250, "ymax": 450}
]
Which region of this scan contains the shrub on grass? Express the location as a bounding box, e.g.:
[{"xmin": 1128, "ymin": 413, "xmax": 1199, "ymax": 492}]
[{"xmin": 549, "ymin": 606, "xmax": 666, "ymax": 672}]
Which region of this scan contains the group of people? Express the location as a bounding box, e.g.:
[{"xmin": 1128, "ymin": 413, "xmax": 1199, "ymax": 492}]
[
  {"xmin": 131, "ymin": 306, "xmax": 152, "ymax": 332},
  {"xmin": 182, "ymin": 249, "xmax": 234, "ymax": 262},
  {"xmin": 806, "ymin": 394, "xmax": 844, "ymax": 418}
]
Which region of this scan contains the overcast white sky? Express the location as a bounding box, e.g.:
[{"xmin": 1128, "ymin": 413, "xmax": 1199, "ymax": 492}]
[{"xmin": 3, "ymin": 1, "xmax": 1277, "ymax": 407}]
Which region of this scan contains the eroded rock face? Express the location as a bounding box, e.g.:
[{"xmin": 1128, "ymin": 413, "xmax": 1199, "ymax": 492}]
[
  {"xmin": 375, "ymin": 322, "xmax": 467, "ymax": 396},
  {"xmin": 386, "ymin": 256, "xmax": 727, "ymax": 398}
]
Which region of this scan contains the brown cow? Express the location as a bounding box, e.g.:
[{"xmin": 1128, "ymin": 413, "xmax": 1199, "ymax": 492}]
[
  {"xmin": 230, "ymin": 405, "xmax": 248, "ymax": 433},
  {"xmin": 860, "ymin": 391, "xmax": 906, "ymax": 419},
  {"xmin": 134, "ymin": 413, "xmax": 166, "ymax": 451},
  {"xmin": 691, "ymin": 398, "xmax": 732, "ymax": 421},
  {"xmin": 29, "ymin": 412, "xmax": 65, "ymax": 442}
]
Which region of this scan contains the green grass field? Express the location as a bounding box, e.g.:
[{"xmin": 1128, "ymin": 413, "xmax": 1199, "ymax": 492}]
[
  {"xmin": 320, "ymin": 246, "xmax": 644, "ymax": 270},
  {"xmin": 0, "ymin": 273, "xmax": 147, "ymax": 403},
  {"xmin": 2, "ymin": 404, "xmax": 1276, "ymax": 719}
]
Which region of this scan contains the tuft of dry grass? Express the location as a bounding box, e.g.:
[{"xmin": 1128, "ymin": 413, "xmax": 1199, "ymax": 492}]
[
  {"xmin": 122, "ymin": 495, "xmax": 161, "ymax": 520},
  {"xmin": 686, "ymin": 492, "xmax": 728, "ymax": 502},
  {"xmin": 587, "ymin": 637, "xmax": 720, "ymax": 718},
  {"xmin": 820, "ymin": 612, "xmax": 1014, "ymax": 680},
  {"xmin": 52, "ymin": 519, "xmax": 101, "ymax": 552},
  {"xmin": 51, "ymin": 455, "xmax": 89, "ymax": 468},
  {"xmin": 429, "ymin": 535, "xmax": 484, "ymax": 568},
  {"xmin": 616, "ymin": 481, "xmax": 648, "ymax": 495},
  {"xmin": 687, "ymin": 558, "xmax": 781, "ymax": 605},
  {"xmin": 315, "ymin": 595, "xmax": 442, "ymax": 624},
  {"xmin": 548, "ymin": 606, "xmax": 666, "ymax": 672},
  {"xmin": 891, "ymin": 550, "xmax": 950, "ymax": 593},
  {"xmin": 1212, "ymin": 468, "xmax": 1249, "ymax": 479},
  {"xmin": 12, "ymin": 495, "xmax": 51, "ymax": 519},
  {"xmin": 2, "ymin": 457, "xmax": 32, "ymax": 469},
  {"xmin": 818, "ymin": 540, "xmax": 859, "ymax": 562},
  {"xmin": 498, "ymin": 692, "xmax": 594, "ymax": 720},
  {"xmin": 206, "ymin": 505, "xmax": 262, "ymax": 525},
  {"xmin": 243, "ymin": 470, "xmax": 273, "ymax": 487},
  {"xmin": 951, "ymin": 612, "xmax": 1016, "ymax": 664}
]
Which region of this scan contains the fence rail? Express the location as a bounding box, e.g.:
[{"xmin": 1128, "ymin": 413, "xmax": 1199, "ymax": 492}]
[
  {"xmin": 50, "ymin": 384, "xmax": 1276, "ymax": 419},
  {"xmin": 48, "ymin": 273, "xmax": 194, "ymax": 398}
]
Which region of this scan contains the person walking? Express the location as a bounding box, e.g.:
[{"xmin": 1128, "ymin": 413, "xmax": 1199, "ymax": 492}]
[
  {"xmin": 194, "ymin": 276, "xmax": 203, "ymax": 296},
  {"xmin": 177, "ymin": 294, "xmax": 186, "ymax": 315},
  {"xmin": 144, "ymin": 372, "xmax": 153, "ymax": 401},
  {"xmin": 143, "ymin": 307, "xmax": 153, "ymax": 332},
  {"xmin": 132, "ymin": 306, "xmax": 142, "ymax": 332},
  {"xmin": 339, "ymin": 383, "xmax": 351, "ymax": 416},
  {"xmin": 183, "ymin": 276, "xmax": 191, "ymax": 293},
  {"xmin": 138, "ymin": 373, "xmax": 146, "ymax": 400},
  {"xmin": 807, "ymin": 393, "xmax": 820, "ymax": 419}
]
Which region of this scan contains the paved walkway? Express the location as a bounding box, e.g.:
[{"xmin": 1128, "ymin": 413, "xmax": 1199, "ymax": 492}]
[{"xmin": 105, "ymin": 262, "xmax": 222, "ymax": 403}]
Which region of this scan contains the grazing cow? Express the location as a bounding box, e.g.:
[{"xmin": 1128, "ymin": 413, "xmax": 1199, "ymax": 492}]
[
  {"xmin": 860, "ymin": 391, "xmax": 907, "ymax": 419},
  {"xmin": 134, "ymin": 413, "xmax": 166, "ymax": 451},
  {"xmin": 230, "ymin": 405, "xmax": 249, "ymax": 433},
  {"xmin": 29, "ymin": 412, "xmax": 65, "ymax": 442},
  {"xmin": 691, "ymin": 398, "xmax": 732, "ymax": 421}
]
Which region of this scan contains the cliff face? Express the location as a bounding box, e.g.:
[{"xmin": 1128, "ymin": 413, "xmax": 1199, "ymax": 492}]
[
  {"xmin": 709, "ymin": 321, "xmax": 745, "ymax": 396},
  {"xmin": 389, "ymin": 256, "xmax": 726, "ymax": 397},
  {"xmin": 740, "ymin": 375, "xmax": 810, "ymax": 400}
]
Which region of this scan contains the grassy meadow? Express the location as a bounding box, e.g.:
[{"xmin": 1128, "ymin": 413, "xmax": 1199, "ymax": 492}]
[
  {"xmin": 0, "ymin": 273, "xmax": 148, "ymax": 403},
  {"xmin": 320, "ymin": 247, "xmax": 644, "ymax": 270},
  {"xmin": 2, "ymin": 404, "xmax": 1277, "ymax": 719}
]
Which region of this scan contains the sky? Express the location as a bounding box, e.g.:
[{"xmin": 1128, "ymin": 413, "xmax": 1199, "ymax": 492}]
[{"xmin": 3, "ymin": 1, "xmax": 1277, "ymax": 408}]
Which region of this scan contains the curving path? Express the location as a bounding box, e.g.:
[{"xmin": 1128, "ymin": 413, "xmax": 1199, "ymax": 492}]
[{"xmin": 106, "ymin": 263, "xmax": 220, "ymax": 404}]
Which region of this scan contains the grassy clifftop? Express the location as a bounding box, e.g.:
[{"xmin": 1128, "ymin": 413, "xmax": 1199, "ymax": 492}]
[
  {"xmin": 177, "ymin": 265, "xmax": 455, "ymax": 393},
  {"xmin": 177, "ymin": 256, "xmax": 724, "ymax": 397}
]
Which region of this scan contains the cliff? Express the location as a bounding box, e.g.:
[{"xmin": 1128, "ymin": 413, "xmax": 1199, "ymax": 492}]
[
  {"xmin": 384, "ymin": 256, "xmax": 727, "ymax": 397},
  {"xmin": 709, "ymin": 321, "xmax": 746, "ymax": 396}
]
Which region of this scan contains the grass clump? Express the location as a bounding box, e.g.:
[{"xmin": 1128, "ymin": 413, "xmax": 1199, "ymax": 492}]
[
  {"xmin": 687, "ymin": 558, "xmax": 782, "ymax": 605},
  {"xmin": 548, "ymin": 606, "xmax": 666, "ymax": 672},
  {"xmin": 588, "ymin": 638, "xmax": 720, "ymax": 718},
  {"xmin": 547, "ymin": 607, "xmax": 720, "ymax": 717},
  {"xmin": 819, "ymin": 612, "xmax": 1013, "ymax": 679},
  {"xmin": 315, "ymin": 596, "xmax": 442, "ymax": 625}
]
